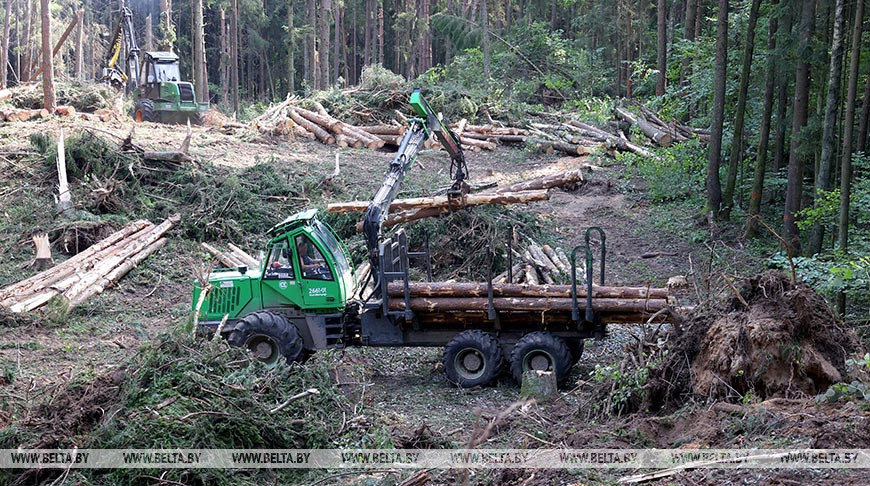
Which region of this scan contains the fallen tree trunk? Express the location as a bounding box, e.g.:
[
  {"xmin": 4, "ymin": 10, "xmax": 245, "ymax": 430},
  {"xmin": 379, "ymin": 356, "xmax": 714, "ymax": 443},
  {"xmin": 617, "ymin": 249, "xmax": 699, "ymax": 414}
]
[
  {"xmin": 533, "ymin": 140, "xmax": 593, "ymax": 156},
  {"xmin": 567, "ymin": 120, "xmax": 655, "ymax": 158},
  {"xmin": 614, "ymin": 107, "xmax": 673, "ymax": 147},
  {"xmin": 288, "ymin": 109, "xmax": 335, "ymax": 145},
  {"xmin": 388, "ymin": 296, "xmax": 669, "ymax": 313},
  {"xmin": 492, "ymin": 169, "xmax": 584, "ymax": 194},
  {"xmin": 360, "ymin": 125, "xmax": 406, "ymax": 136},
  {"xmin": 295, "ymin": 106, "xmax": 343, "ymax": 134},
  {"xmin": 330, "ymin": 190, "xmax": 549, "ymax": 214},
  {"xmin": 0, "ymin": 221, "xmax": 152, "ymax": 302},
  {"xmin": 387, "ymin": 282, "xmax": 669, "ymax": 299},
  {"xmin": 201, "ymin": 242, "xmax": 243, "ymax": 267}
]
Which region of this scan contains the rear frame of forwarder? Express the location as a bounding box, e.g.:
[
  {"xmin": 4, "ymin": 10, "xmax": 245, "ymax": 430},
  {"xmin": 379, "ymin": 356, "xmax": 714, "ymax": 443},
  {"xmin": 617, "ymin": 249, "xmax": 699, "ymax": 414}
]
[{"xmin": 192, "ymin": 90, "xmax": 670, "ymax": 387}]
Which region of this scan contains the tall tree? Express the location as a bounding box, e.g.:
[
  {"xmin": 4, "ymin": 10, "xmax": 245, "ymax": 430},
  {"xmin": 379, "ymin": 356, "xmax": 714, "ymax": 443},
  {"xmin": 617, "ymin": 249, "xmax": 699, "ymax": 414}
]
[
  {"xmin": 320, "ymin": 0, "xmax": 331, "ymax": 88},
  {"xmin": 655, "ymin": 0, "xmax": 667, "ymax": 96},
  {"xmin": 145, "ymin": 13, "xmax": 152, "ymax": 52},
  {"xmin": 747, "ymin": 1, "xmax": 780, "ymax": 238},
  {"xmin": 193, "ymin": 0, "xmax": 206, "ymax": 102},
  {"xmin": 220, "ymin": 7, "xmax": 228, "ymax": 102},
  {"xmin": 838, "ymin": 0, "xmax": 865, "ymax": 252},
  {"xmin": 773, "ymin": 6, "xmax": 794, "ymax": 172},
  {"xmin": 160, "ymin": 0, "xmax": 174, "ymax": 51},
  {"xmin": 482, "ymin": 0, "xmax": 490, "ymax": 89},
  {"xmin": 22, "ymin": 0, "xmax": 31, "ymax": 81},
  {"xmin": 858, "ymin": 75, "xmax": 870, "ymax": 152},
  {"xmin": 706, "ymin": 0, "xmax": 728, "ymax": 221},
  {"xmin": 783, "ymin": 0, "xmax": 817, "ymax": 251},
  {"xmin": 1, "ymin": 0, "xmax": 11, "ymax": 88},
  {"xmin": 680, "ymin": 0, "xmax": 698, "ymax": 88},
  {"xmin": 308, "ymin": 0, "xmax": 317, "ymax": 88},
  {"xmin": 808, "ymin": 0, "xmax": 845, "ymax": 254},
  {"xmin": 287, "ymin": 2, "xmax": 294, "ymax": 92},
  {"xmin": 74, "ymin": 9, "xmax": 83, "ymax": 79},
  {"xmin": 722, "ymin": 0, "xmax": 762, "ymax": 220},
  {"xmin": 38, "ymin": 0, "xmax": 53, "ymax": 111},
  {"xmin": 231, "ymin": 0, "xmax": 239, "ymax": 116}
]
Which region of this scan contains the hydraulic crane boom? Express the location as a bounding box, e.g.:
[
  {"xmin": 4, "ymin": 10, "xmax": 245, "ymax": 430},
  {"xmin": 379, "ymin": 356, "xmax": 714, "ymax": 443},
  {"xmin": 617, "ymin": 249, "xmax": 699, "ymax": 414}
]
[
  {"xmin": 102, "ymin": 7, "xmax": 140, "ymax": 93},
  {"xmin": 362, "ymin": 89, "xmax": 468, "ymax": 296}
]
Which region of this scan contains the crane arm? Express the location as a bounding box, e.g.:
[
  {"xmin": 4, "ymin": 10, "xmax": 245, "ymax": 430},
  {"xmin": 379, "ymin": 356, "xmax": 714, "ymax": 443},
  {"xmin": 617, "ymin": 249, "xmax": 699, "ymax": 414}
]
[
  {"xmin": 362, "ymin": 89, "xmax": 469, "ymax": 296},
  {"xmin": 101, "ymin": 7, "xmax": 140, "ymax": 92}
]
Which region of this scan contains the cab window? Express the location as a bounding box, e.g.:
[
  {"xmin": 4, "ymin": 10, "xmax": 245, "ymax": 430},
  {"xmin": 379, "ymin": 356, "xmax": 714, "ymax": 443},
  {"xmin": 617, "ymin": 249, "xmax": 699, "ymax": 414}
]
[
  {"xmin": 264, "ymin": 239, "xmax": 294, "ymax": 280},
  {"xmin": 295, "ymin": 235, "xmax": 333, "ymax": 281}
]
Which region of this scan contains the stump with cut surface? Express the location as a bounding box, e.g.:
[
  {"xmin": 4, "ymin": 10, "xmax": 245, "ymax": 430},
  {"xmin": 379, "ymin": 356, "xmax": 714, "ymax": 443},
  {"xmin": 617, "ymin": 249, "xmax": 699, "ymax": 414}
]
[{"xmin": 520, "ymin": 370, "xmax": 558, "ymax": 402}]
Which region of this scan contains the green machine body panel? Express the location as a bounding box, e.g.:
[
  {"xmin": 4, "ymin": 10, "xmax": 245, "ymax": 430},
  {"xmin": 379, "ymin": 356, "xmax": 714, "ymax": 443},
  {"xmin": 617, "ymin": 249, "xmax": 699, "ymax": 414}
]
[{"xmin": 192, "ymin": 210, "xmax": 355, "ymax": 323}]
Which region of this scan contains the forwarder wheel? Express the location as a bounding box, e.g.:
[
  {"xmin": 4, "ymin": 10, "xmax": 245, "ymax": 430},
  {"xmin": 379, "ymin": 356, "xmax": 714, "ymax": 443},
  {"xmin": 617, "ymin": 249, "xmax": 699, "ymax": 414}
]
[
  {"xmin": 510, "ymin": 332, "xmax": 573, "ymax": 385},
  {"xmin": 228, "ymin": 311, "xmax": 304, "ymax": 366},
  {"xmin": 189, "ymin": 112, "xmax": 205, "ymax": 126},
  {"xmin": 133, "ymin": 99, "xmax": 156, "ymax": 123},
  {"xmin": 442, "ymin": 330, "xmax": 503, "ymax": 388}
]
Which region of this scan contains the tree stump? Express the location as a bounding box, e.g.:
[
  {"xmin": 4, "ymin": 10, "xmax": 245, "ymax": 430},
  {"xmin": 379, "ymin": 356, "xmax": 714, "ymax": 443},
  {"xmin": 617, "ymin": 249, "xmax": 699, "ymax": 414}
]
[{"xmin": 520, "ymin": 370, "xmax": 557, "ymax": 402}]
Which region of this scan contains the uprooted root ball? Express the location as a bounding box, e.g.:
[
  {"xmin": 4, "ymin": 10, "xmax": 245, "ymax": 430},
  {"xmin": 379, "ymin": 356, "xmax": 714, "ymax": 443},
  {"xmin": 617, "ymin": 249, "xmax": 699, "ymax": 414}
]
[{"xmin": 647, "ymin": 271, "xmax": 862, "ymax": 409}]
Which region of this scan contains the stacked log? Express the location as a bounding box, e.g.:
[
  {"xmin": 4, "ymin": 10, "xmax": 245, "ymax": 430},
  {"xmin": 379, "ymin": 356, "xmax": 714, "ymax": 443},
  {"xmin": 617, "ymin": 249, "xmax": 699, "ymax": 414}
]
[
  {"xmin": 255, "ymin": 98, "xmax": 393, "ymax": 150},
  {"xmin": 386, "ymin": 281, "xmax": 670, "ymax": 323},
  {"xmin": 0, "ymin": 215, "xmax": 179, "ymax": 313},
  {"xmin": 0, "ymin": 105, "xmax": 77, "ymax": 122},
  {"xmin": 201, "ymin": 242, "xmax": 259, "ymax": 269}
]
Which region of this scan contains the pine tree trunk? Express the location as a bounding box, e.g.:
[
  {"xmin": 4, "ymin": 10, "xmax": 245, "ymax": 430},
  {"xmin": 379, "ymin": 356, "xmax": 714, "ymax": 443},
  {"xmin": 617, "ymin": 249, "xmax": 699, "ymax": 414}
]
[
  {"xmin": 74, "ymin": 9, "xmax": 83, "ymax": 79},
  {"xmin": 1, "ymin": 0, "xmax": 11, "ymax": 88},
  {"xmin": 39, "ymin": 0, "xmax": 52, "ymax": 111},
  {"xmin": 858, "ymin": 75, "xmax": 870, "ymax": 152},
  {"xmin": 838, "ymin": 0, "xmax": 864, "ymax": 252},
  {"xmin": 679, "ymin": 0, "xmax": 698, "ymax": 89},
  {"xmin": 784, "ymin": 0, "xmax": 817, "ymax": 251},
  {"xmin": 220, "ymin": 8, "xmax": 228, "ymax": 102},
  {"xmin": 364, "ymin": 0, "xmax": 370, "ymax": 66},
  {"xmin": 287, "ymin": 2, "xmax": 295, "ymax": 93},
  {"xmin": 193, "ymin": 0, "xmax": 205, "ymax": 102},
  {"xmin": 722, "ymin": 0, "xmax": 762, "ymax": 220},
  {"xmin": 321, "ymin": 0, "xmax": 331, "ymax": 88},
  {"xmin": 22, "ymin": 0, "xmax": 31, "ymax": 81},
  {"xmin": 144, "ymin": 14, "xmax": 152, "ymax": 51},
  {"xmin": 808, "ymin": 0, "xmax": 845, "ymax": 254},
  {"xmin": 378, "ymin": 0, "xmax": 384, "ymax": 65},
  {"xmin": 333, "ymin": 1, "xmax": 340, "ymax": 84},
  {"xmin": 773, "ymin": 7, "xmax": 794, "ymax": 172},
  {"xmin": 308, "ymin": 0, "xmax": 317, "ymax": 89},
  {"xmin": 706, "ymin": 0, "xmax": 728, "ymax": 221},
  {"xmin": 482, "ymin": 0, "xmax": 490, "ymax": 88},
  {"xmin": 160, "ymin": 0, "xmax": 173, "ymax": 51},
  {"xmin": 231, "ymin": 0, "xmax": 240, "ymax": 115},
  {"xmin": 655, "ymin": 0, "xmax": 667, "ymax": 96},
  {"xmin": 747, "ymin": 1, "xmax": 779, "ymax": 238}
]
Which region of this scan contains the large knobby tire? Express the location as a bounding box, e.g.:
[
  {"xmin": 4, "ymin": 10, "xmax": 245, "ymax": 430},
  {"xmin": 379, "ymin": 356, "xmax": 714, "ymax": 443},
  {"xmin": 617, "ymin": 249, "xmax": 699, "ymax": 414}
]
[
  {"xmin": 228, "ymin": 311, "xmax": 304, "ymax": 366},
  {"xmin": 510, "ymin": 332, "xmax": 573, "ymax": 385},
  {"xmin": 189, "ymin": 112, "xmax": 205, "ymax": 126},
  {"xmin": 442, "ymin": 330, "xmax": 504, "ymax": 388},
  {"xmin": 133, "ymin": 99, "xmax": 156, "ymax": 123}
]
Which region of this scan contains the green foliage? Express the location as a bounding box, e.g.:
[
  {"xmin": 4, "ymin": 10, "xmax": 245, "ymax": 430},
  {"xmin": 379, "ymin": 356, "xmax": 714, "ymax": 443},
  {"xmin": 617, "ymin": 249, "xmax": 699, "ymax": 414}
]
[
  {"xmin": 1, "ymin": 334, "xmax": 366, "ymax": 485},
  {"xmin": 619, "ymin": 139, "xmax": 707, "ymax": 203},
  {"xmin": 591, "ymin": 360, "xmax": 653, "ymax": 416}
]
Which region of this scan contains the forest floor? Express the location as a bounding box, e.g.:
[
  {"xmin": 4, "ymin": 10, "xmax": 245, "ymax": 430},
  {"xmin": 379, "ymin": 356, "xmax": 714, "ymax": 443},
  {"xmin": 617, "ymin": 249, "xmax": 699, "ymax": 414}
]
[{"xmin": 0, "ymin": 111, "xmax": 868, "ymax": 485}]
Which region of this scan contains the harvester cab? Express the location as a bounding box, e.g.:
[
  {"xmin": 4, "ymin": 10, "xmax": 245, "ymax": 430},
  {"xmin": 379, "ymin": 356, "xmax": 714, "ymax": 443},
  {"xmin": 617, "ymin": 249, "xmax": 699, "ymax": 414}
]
[{"xmin": 133, "ymin": 51, "xmax": 209, "ymax": 125}]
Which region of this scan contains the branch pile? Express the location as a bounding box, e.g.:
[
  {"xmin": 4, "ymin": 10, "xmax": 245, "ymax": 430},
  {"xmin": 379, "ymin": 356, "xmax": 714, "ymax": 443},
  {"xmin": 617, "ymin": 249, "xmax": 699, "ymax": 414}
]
[
  {"xmin": 493, "ymin": 235, "xmax": 574, "ymax": 286},
  {"xmin": 201, "ymin": 242, "xmax": 259, "ymax": 269},
  {"xmin": 0, "ymin": 215, "xmax": 179, "ymax": 313}
]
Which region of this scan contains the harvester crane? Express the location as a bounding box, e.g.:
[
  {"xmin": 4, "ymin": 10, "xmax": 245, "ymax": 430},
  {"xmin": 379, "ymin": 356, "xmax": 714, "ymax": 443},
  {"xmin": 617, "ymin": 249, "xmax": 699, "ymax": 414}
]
[
  {"xmin": 101, "ymin": 7, "xmax": 140, "ymax": 93},
  {"xmin": 362, "ymin": 88, "xmax": 468, "ymax": 297}
]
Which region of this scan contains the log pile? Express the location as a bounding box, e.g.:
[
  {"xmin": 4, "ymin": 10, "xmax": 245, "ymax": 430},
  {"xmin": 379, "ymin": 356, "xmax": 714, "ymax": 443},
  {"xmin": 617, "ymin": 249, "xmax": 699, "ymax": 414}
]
[
  {"xmin": 201, "ymin": 242, "xmax": 259, "ymax": 269},
  {"xmin": 0, "ymin": 215, "xmax": 179, "ymax": 313},
  {"xmin": 615, "ymin": 105, "xmax": 710, "ymax": 146},
  {"xmin": 256, "ymin": 98, "xmax": 404, "ymax": 150},
  {"xmin": 386, "ymin": 281, "xmax": 671, "ymax": 323},
  {"xmin": 0, "ymin": 105, "xmax": 78, "ymax": 122}
]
